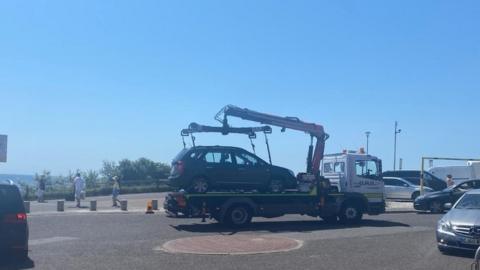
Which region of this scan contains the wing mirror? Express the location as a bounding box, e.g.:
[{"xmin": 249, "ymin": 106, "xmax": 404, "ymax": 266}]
[{"xmin": 444, "ymin": 203, "xmax": 453, "ymax": 210}]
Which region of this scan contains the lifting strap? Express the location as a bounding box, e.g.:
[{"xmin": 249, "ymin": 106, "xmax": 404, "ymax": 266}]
[{"xmin": 264, "ymin": 132, "xmax": 272, "ymax": 165}]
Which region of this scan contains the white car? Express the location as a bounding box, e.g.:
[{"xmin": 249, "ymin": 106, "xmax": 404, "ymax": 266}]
[{"xmin": 383, "ymin": 177, "xmax": 433, "ymax": 201}]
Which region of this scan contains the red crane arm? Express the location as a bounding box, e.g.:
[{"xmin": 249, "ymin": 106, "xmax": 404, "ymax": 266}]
[{"xmin": 216, "ymin": 105, "xmax": 328, "ymax": 174}]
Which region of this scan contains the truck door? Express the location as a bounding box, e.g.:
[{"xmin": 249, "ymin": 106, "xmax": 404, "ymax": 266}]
[{"xmin": 351, "ymin": 158, "xmax": 384, "ymax": 203}]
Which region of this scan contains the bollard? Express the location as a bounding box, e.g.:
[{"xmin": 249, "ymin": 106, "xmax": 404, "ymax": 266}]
[
  {"xmin": 90, "ymin": 200, "xmax": 97, "ymax": 211},
  {"xmin": 152, "ymin": 199, "xmax": 158, "ymax": 210},
  {"xmin": 24, "ymin": 201, "xmax": 30, "ymax": 214},
  {"xmin": 120, "ymin": 200, "xmax": 128, "ymax": 211},
  {"xmin": 57, "ymin": 200, "xmax": 64, "ymax": 212}
]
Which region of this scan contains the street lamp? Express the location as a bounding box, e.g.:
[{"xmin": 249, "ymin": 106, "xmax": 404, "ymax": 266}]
[
  {"xmin": 394, "ymin": 121, "xmax": 402, "ymax": 171},
  {"xmin": 365, "ymin": 131, "xmax": 371, "ymax": 154}
]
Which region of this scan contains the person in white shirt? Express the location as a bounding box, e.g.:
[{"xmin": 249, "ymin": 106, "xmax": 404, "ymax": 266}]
[{"xmin": 73, "ymin": 173, "xmax": 86, "ymax": 207}]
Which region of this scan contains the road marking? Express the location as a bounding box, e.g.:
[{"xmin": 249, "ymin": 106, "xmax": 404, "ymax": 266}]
[{"xmin": 30, "ymin": 236, "xmax": 79, "ymax": 246}]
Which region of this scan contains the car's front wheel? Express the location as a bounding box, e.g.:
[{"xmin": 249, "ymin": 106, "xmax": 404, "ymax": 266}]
[
  {"xmin": 189, "ymin": 177, "xmax": 209, "ymax": 193},
  {"xmin": 429, "ymin": 201, "xmax": 444, "ymax": 213}
]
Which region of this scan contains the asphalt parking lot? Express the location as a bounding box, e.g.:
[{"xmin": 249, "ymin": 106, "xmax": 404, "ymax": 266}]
[{"xmin": 0, "ymin": 195, "xmax": 474, "ymax": 270}]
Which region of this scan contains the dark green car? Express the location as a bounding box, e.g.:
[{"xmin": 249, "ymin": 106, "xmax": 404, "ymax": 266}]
[{"xmin": 168, "ymin": 146, "xmax": 297, "ymax": 193}]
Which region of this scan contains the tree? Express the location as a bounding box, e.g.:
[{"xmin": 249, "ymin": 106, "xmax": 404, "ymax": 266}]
[
  {"xmin": 83, "ymin": 170, "xmax": 99, "ymax": 189},
  {"xmin": 101, "ymin": 160, "xmax": 119, "ymax": 180}
]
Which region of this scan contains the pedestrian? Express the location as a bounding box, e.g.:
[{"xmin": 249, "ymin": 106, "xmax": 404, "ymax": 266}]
[
  {"xmin": 446, "ymin": 174, "xmax": 455, "ymax": 187},
  {"xmin": 112, "ymin": 176, "xmax": 121, "ymax": 207},
  {"xmin": 37, "ymin": 175, "xmax": 46, "ymax": 203},
  {"xmin": 73, "ymin": 173, "xmax": 86, "ymax": 208}
]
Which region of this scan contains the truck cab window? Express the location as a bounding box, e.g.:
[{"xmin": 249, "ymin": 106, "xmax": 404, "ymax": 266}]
[
  {"xmin": 355, "ymin": 160, "xmax": 379, "ymax": 179},
  {"xmin": 324, "ymin": 163, "xmax": 333, "ymax": 173},
  {"xmin": 334, "ymin": 162, "xmax": 345, "ymax": 173}
]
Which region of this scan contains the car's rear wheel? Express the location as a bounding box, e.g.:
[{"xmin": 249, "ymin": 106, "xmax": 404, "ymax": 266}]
[
  {"xmin": 269, "ymin": 179, "xmax": 284, "ymax": 193},
  {"xmin": 429, "ymin": 201, "xmax": 444, "ymax": 213},
  {"xmin": 189, "ymin": 177, "xmax": 209, "ymax": 193}
]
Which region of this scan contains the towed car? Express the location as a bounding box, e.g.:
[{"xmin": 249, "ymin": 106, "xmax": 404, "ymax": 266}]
[
  {"xmin": 414, "ymin": 179, "xmax": 480, "ymax": 213},
  {"xmin": 437, "ymin": 190, "xmax": 480, "ymax": 253},
  {"xmin": 168, "ymin": 146, "xmax": 297, "ymax": 193}
]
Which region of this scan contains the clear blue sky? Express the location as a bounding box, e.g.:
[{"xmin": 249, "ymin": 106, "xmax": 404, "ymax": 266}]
[{"xmin": 0, "ymin": 1, "xmax": 479, "ymax": 175}]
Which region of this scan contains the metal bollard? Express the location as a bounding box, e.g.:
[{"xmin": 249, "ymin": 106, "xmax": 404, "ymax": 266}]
[
  {"xmin": 152, "ymin": 200, "xmax": 158, "ymax": 210},
  {"xmin": 57, "ymin": 200, "xmax": 64, "ymax": 212},
  {"xmin": 24, "ymin": 201, "xmax": 30, "ymax": 213},
  {"xmin": 120, "ymin": 200, "xmax": 128, "ymax": 211},
  {"xmin": 90, "ymin": 200, "xmax": 97, "ymax": 211},
  {"xmin": 471, "ymin": 246, "xmax": 480, "ymax": 270}
]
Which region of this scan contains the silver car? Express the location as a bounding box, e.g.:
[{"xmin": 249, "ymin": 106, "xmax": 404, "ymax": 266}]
[
  {"xmin": 383, "ymin": 177, "xmax": 433, "ymax": 201},
  {"xmin": 437, "ymin": 189, "xmax": 480, "ymax": 252}
]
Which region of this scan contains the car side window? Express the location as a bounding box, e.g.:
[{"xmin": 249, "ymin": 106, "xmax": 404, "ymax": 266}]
[
  {"xmin": 235, "ymin": 152, "xmax": 259, "ymax": 166},
  {"xmin": 383, "ymin": 179, "xmax": 393, "ymax": 186},
  {"xmin": 204, "ymin": 152, "xmax": 222, "ymax": 164}
]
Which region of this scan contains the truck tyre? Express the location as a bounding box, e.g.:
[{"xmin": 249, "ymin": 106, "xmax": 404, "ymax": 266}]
[
  {"xmin": 339, "ymin": 202, "xmax": 363, "ymax": 224},
  {"xmin": 189, "ymin": 177, "xmax": 209, "ymax": 193},
  {"xmin": 224, "ymin": 204, "xmax": 252, "ymax": 227},
  {"xmin": 269, "ymin": 179, "xmax": 284, "ymax": 193}
]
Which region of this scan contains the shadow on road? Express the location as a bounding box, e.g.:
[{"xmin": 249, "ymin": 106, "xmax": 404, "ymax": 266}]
[
  {"xmin": 170, "ymin": 219, "xmax": 410, "ymax": 234},
  {"xmin": 0, "ymin": 257, "xmax": 34, "ymax": 270}
]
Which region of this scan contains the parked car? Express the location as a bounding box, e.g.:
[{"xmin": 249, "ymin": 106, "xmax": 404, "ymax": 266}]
[
  {"xmin": 168, "ymin": 146, "xmax": 298, "ymax": 193},
  {"xmin": 383, "ymin": 177, "xmax": 433, "ymax": 201},
  {"xmin": 437, "ymin": 189, "xmax": 480, "ymax": 253},
  {"xmin": 382, "ymin": 170, "xmax": 447, "ymax": 191},
  {"xmin": 0, "ymin": 183, "xmax": 29, "ymax": 260},
  {"xmin": 414, "ymin": 179, "xmax": 480, "ymax": 213}
]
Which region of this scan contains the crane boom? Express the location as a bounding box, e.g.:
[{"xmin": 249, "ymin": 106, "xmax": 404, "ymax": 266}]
[{"xmin": 215, "ymin": 105, "xmax": 328, "ymax": 174}]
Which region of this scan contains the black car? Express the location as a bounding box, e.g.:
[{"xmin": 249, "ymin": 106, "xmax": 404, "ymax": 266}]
[
  {"xmin": 168, "ymin": 146, "xmax": 297, "ymax": 193},
  {"xmin": 382, "ymin": 170, "xmax": 447, "ymax": 191},
  {"xmin": 414, "ymin": 179, "xmax": 480, "ymax": 213},
  {"xmin": 0, "ymin": 183, "xmax": 29, "ymax": 260}
]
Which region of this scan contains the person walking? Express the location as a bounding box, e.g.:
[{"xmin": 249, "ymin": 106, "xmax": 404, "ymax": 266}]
[
  {"xmin": 37, "ymin": 175, "xmax": 46, "ymax": 203},
  {"xmin": 446, "ymin": 174, "xmax": 455, "ymax": 187},
  {"xmin": 73, "ymin": 173, "xmax": 86, "ymax": 208},
  {"xmin": 112, "ymin": 176, "xmax": 121, "ymax": 207}
]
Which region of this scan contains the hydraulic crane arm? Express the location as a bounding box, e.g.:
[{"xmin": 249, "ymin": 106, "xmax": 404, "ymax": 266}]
[
  {"xmin": 181, "ymin": 122, "xmax": 272, "ymax": 138},
  {"xmin": 215, "ymin": 105, "xmax": 328, "ymax": 175}
]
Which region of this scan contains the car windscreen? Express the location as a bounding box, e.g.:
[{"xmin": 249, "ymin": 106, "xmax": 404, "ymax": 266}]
[
  {"xmin": 455, "ymin": 194, "xmax": 480, "ymax": 209},
  {"xmin": 0, "ymin": 185, "xmax": 24, "ymax": 214}
]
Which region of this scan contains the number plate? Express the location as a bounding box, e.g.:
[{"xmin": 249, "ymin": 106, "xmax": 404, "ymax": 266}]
[{"xmin": 461, "ymin": 237, "xmax": 480, "ymax": 245}]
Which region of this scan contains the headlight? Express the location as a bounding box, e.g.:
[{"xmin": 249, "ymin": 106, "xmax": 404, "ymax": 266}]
[{"xmin": 438, "ymin": 220, "xmax": 453, "ymax": 233}]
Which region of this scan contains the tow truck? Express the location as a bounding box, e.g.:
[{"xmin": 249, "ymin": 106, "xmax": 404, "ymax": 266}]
[{"xmin": 164, "ymin": 105, "xmax": 385, "ymax": 227}]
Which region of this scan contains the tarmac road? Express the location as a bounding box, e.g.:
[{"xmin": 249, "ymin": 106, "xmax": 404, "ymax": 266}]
[{"xmin": 0, "ymin": 206, "xmax": 474, "ymax": 270}]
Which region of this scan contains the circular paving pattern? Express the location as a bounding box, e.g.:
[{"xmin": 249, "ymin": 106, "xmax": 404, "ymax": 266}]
[{"xmin": 159, "ymin": 235, "xmax": 303, "ymax": 255}]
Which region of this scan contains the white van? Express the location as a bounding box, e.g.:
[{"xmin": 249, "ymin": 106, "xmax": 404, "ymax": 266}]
[{"xmin": 428, "ymin": 162, "xmax": 480, "ymax": 184}]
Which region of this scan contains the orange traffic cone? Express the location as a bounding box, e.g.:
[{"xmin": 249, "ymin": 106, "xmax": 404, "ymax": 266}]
[{"xmin": 145, "ymin": 200, "xmax": 154, "ymax": 214}]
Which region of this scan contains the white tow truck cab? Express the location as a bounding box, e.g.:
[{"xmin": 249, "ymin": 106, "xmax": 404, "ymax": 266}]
[{"xmin": 322, "ymin": 149, "xmax": 384, "ymax": 205}]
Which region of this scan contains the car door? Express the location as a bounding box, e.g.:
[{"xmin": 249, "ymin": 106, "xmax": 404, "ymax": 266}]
[
  {"xmin": 202, "ymin": 150, "xmax": 237, "ymax": 186},
  {"xmin": 383, "ymin": 179, "xmax": 395, "ymax": 199},
  {"xmin": 234, "ymin": 150, "xmax": 270, "ymax": 187}
]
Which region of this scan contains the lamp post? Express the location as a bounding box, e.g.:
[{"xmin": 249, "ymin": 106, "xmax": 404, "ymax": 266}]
[
  {"xmin": 394, "ymin": 121, "xmax": 402, "ymax": 171},
  {"xmin": 365, "ymin": 131, "xmax": 371, "ymax": 154}
]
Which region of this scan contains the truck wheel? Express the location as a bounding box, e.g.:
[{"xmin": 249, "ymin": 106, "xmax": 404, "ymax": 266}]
[
  {"xmin": 189, "ymin": 177, "xmax": 209, "ymax": 193},
  {"xmin": 269, "ymin": 179, "xmax": 284, "ymax": 193},
  {"xmin": 225, "ymin": 205, "xmax": 252, "ymax": 227},
  {"xmin": 339, "ymin": 202, "xmax": 363, "ymax": 224}
]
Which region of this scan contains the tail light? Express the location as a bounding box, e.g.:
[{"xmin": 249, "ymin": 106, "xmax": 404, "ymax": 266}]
[
  {"xmin": 175, "ymin": 161, "xmax": 185, "ymax": 175},
  {"xmin": 175, "ymin": 195, "xmax": 187, "ymax": 208},
  {"xmin": 4, "ymin": 213, "xmax": 27, "ymax": 223}
]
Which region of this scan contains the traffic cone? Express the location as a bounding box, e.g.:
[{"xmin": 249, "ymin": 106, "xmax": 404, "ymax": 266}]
[{"xmin": 145, "ymin": 200, "xmax": 154, "ymax": 214}]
